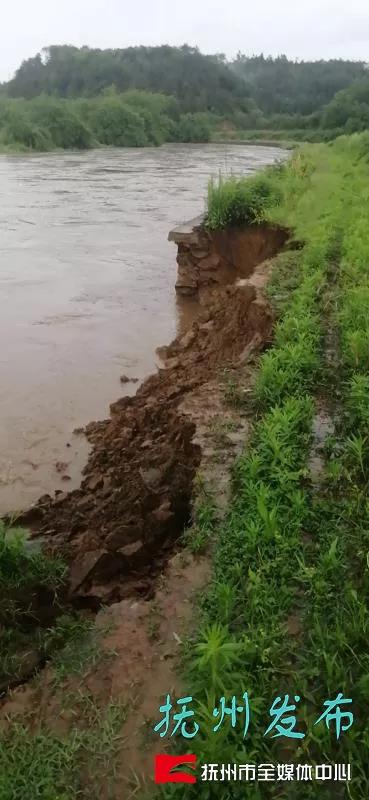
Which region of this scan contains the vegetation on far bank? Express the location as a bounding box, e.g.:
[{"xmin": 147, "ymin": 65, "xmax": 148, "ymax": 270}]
[
  {"xmin": 0, "ymin": 91, "xmax": 214, "ymax": 152},
  {"xmin": 0, "ymin": 45, "xmax": 369, "ymax": 152}
]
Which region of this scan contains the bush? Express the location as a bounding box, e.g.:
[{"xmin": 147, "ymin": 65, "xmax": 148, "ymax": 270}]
[
  {"xmin": 136, "ymin": 108, "xmax": 166, "ymax": 145},
  {"xmin": 118, "ymin": 89, "xmax": 179, "ymax": 145},
  {"xmin": 89, "ymin": 98, "xmax": 148, "ymax": 147},
  {"xmin": 2, "ymin": 113, "xmax": 51, "ymax": 150},
  {"xmin": 173, "ymin": 112, "xmax": 212, "ymax": 143},
  {"xmin": 0, "ymin": 103, "xmax": 52, "ymax": 150},
  {"xmin": 206, "ymin": 172, "xmax": 280, "ymax": 229},
  {"xmin": 322, "ymin": 79, "xmax": 369, "ymax": 132},
  {"xmin": 27, "ymin": 98, "xmax": 93, "ymax": 149}
]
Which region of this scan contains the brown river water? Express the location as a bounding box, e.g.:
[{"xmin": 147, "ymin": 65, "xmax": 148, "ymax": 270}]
[{"xmin": 0, "ymin": 143, "xmax": 284, "ymax": 514}]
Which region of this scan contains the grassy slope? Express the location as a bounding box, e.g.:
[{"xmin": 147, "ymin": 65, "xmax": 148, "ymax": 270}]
[{"xmin": 157, "ymin": 134, "xmax": 369, "ymax": 798}]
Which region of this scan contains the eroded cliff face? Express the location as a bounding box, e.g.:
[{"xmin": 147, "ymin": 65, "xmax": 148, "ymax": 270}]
[
  {"xmin": 22, "ymin": 219, "xmax": 290, "ymax": 608},
  {"xmin": 25, "ymin": 283, "xmax": 272, "ymax": 607},
  {"xmin": 168, "ymin": 214, "xmax": 289, "ymax": 295}
]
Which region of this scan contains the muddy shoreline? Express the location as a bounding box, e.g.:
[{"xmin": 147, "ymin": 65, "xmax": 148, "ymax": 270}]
[
  {"xmin": 1, "ymin": 218, "xmax": 291, "ymax": 793},
  {"xmin": 0, "ymin": 144, "xmax": 285, "ymax": 515},
  {"xmin": 20, "ymin": 221, "xmax": 289, "ymax": 608}
]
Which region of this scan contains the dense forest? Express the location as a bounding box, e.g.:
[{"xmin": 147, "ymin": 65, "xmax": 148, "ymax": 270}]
[
  {"xmin": 5, "ymin": 45, "xmax": 254, "ymax": 113},
  {"xmin": 232, "ymin": 54, "xmax": 367, "ymax": 114},
  {"xmin": 0, "ymin": 44, "xmax": 368, "ymax": 151}
]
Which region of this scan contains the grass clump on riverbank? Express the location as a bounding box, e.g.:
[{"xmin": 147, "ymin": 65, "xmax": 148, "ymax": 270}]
[
  {"xmin": 0, "ymin": 520, "xmax": 125, "ymax": 799},
  {"xmin": 0, "ymin": 521, "xmax": 65, "ymax": 688},
  {"xmin": 206, "ymin": 149, "xmax": 315, "ymax": 229},
  {"xmin": 0, "ymin": 521, "xmax": 106, "ymax": 692},
  {"xmin": 206, "ymin": 172, "xmax": 281, "ymax": 229},
  {"xmin": 156, "ymin": 135, "xmax": 369, "ymax": 798}
]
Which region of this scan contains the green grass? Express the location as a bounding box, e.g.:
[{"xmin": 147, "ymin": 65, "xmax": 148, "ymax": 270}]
[
  {"xmin": 0, "ymin": 519, "xmax": 121, "ymax": 798},
  {"xmin": 184, "ymin": 474, "xmax": 217, "ymax": 555},
  {"xmin": 46, "ymin": 612, "xmax": 115, "ymax": 684},
  {"xmin": 0, "ymin": 522, "xmax": 67, "ymax": 687},
  {"xmin": 5, "ymin": 135, "xmax": 369, "ymax": 797},
  {"xmin": 155, "ymin": 135, "xmax": 369, "ymax": 798},
  {"xmin": 0, "ymin": 698, "xmax": 125, "ymax": 800},
  {"xmin": 264, "ymin": 250, "xmax": 303, "ymax": 316},
  {"xmin": 0, "ymin": 521, "xmax": 110, "ymax": 692},
  {"xmin": 0, "ymin": 522, "xmax": 66, "ymax": 593},
  {"xmin": 211, "ymin": 127, "xmax": 343, "ymax": 145},
  {"xmin": 206, "ymin": 171, "xmax": 282, "ymax": 229}
]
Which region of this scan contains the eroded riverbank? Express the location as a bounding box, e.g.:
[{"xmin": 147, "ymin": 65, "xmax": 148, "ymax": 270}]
[
  {"xmin": 0, "ymin": 143, "xmax": 284, "ymax": 513},
  {"xmin": 4, "ymin": 136, "xmax": 369, "ymax": 800},
  {"xmin": 1, "ymin": 216, "xmax": 291, "ymax": 793},
  {"xmin": 22, "ymin": 220, "xmax": 289, "ymax": 610}
]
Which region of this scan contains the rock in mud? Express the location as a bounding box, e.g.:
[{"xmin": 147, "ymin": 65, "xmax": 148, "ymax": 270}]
[
  {"xmin": 55, "ymin": 461, "xmax": 69, "ymax": 473},
  {"xmin": 105, "ymin": 524, "xmax": 143, "ymax": 551},
  {"xmin": 120, "ymin": 374, "xmax": 139, "ymax": 384},
  {"xmin": 139, "ymin": 466, "xmax": 164, "ymax": 489},
  {"xmin": 86, "ymin": 474, "xmax": 104, "ymax": 492}
]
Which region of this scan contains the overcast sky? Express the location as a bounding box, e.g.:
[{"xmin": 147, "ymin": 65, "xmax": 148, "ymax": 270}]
[{"xmin": 1, "ymin": 0, "xmax": 368, "ymax": 81}]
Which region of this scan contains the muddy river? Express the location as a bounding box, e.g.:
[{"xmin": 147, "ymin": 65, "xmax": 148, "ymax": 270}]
[{"xmin": 0, "ymin": 143, "xmax": 284, "ymax": 513}]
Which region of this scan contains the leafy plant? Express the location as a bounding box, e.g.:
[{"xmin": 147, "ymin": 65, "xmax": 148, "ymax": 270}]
[{"xmin": 206, "ymin": 172, "xmax": 281, "ymax": 229}]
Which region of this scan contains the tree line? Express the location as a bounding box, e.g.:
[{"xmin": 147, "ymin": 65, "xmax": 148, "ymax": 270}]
[{"xmin": 0, "ymin": 45, "xmax": 368, "ymax": 151}]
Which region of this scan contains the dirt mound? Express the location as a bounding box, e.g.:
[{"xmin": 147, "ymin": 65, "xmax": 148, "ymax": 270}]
[{"xmin": 27, "ymin": 282, "xmax": 273, "ymax": 606}]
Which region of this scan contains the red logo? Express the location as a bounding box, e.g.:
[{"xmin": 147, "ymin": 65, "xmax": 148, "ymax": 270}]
[{"xmin": 154, "ymin": 754, "xmax": 197, "ymax": 784}]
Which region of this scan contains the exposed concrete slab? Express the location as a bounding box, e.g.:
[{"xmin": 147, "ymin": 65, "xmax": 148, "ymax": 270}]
[{"xmin": 168, "ymin": 214, "xmax": 205, "ymax": 242}]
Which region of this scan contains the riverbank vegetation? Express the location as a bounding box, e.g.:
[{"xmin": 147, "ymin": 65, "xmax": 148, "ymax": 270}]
[
  {"xmin": 0, "ymin": 45, "xmax": 368, "ymax": 151},
  {"xmin": 155, "ymin": 132, "xmax": 369, "ymax": 797},
  {"xmin": 0, "ymin": 519, "xmax": 126, "ymax": 799},
  {"xmin": 2, "ymin": 133, "xmax": 369, "ymax": 797},
  {"xmin": 0, "ymin": 92, "xmax": 214, "ymax": 151},
  {"xmin": 0, "ymin": 519, "xmax": 109, "ymax": 691}
]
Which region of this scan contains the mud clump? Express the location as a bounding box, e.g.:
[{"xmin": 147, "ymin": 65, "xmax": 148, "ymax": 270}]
[
  {"xmin": 28, "ymin": 281, "xmax": 273, "ymax": 606},
  {"xmin": 119, "ymin": 374, "xmax": 139, "ymax": 384},
  {"xmin": 35, "ymin": 405, "xmax": 198, "ymax": 608}
]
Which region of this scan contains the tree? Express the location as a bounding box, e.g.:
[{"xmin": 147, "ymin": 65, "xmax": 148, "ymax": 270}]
[
  {"xmin": 232, "ymin": 55, "xmax": 367, "ymax": 115},
  {"xmin": 5, "ymin": 44, "xmax": 252, "ymax": 115},
  {"xmin": 322, "ymin": 79, "xmax": 369, "ymax": 131}
]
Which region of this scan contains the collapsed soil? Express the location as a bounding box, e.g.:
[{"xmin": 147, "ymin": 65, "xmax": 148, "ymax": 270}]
[
  {"xmin": 1, "ymin": 238, "xmax": 282, "ymax": 798},
  {"xmin": 25, "ymin": 280, "xmax": 273, "ymax": 607}
]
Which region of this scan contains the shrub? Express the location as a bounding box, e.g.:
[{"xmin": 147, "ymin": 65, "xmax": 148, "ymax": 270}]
[
  {"xmin": 28, "ymin": 98, "xmax": 93, "ymax": 149},
  {"xmin": 206, "ymin": 172, "xmax": 280, "ymax": 229},
  {"xmin": 1, "ymin": 107, "xmax": 52, "ymax": 150},
  {"xmin": 89, "ymin": 98, "xmax": 148, "ymax": 147},
  {"xmin": 174, "ymin": 112, "xmax": 212, "ymax": 143}
]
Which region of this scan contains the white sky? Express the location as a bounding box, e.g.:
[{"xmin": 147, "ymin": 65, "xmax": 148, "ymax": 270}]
[{"xmin": 1, "ymin": 0, "xmax": 368, "ymax": 81}]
